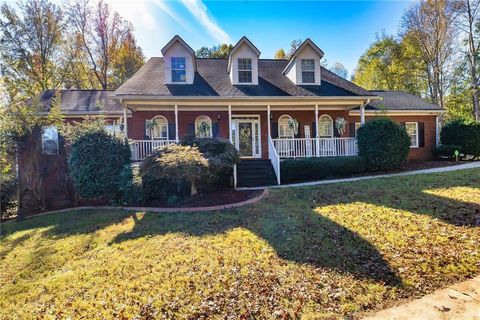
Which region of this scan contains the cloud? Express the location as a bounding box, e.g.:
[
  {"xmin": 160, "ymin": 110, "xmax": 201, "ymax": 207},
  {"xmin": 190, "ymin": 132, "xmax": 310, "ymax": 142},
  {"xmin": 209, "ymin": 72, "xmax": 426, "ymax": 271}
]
[
  {"xmin": 180, "ymin": 0, "xmax": 231, "ymax": 44},
  {"xmin": 151, "ymin": 0, "xmax": 195, "ymax": 34},
  {"xmin": 103, "ymin": 0, "xmax": 156, "ymax": 30}
]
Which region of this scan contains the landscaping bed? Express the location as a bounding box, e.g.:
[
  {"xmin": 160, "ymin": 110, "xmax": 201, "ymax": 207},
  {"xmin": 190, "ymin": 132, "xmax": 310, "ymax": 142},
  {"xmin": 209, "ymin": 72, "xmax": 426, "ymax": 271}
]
[{"xmin": 1, "ymin": 168, "xmax": 480, "ymax": 319}]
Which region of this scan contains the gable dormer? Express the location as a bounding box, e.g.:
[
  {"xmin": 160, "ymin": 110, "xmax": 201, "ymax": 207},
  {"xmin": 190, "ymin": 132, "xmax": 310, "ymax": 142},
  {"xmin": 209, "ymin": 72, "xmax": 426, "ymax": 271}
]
[
  {"xmin": 282, "ymin": 38, "xmax": 324, "ymax": 86},
  {"xmin": 227, "ymin": 37, "xmax": 261, "ymax": 85},
  {"xmin": 161, "ymin": 35, "xmax": 196, "ymax": 84}
]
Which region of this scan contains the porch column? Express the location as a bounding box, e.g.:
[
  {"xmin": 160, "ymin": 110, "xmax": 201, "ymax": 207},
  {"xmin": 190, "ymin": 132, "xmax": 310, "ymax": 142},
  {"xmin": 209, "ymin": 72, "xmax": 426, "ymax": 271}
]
[
  {"xmin": 360, "ymin": 104, "xmax": 365, "ymax": 125},
  {"xmin": 228, "ymin": 105, "xmax": 232, "ymax": 143},
  {"xmin": 123, "ymin": 103, "xmax": 128, "ymax": 137},
  {"xmin": 267, "ymin": 105, "xmax": 271, "ymax": 137},
  {"xmin": 315, "ymin": 104, "xmax": 319, "ymax": 156},
  {"xmin": 174, "ymin": 104, "xmax": 179, "ymax": 142},
  {"xmin": 435, "ymin": 115, "xmax": 440, "ymax": 147}
]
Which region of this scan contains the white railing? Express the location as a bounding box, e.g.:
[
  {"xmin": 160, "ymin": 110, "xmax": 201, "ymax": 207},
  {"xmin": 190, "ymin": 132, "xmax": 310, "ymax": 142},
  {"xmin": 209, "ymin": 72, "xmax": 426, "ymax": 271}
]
[
  {"xmin": 268, "ymin": 136, "xmax": 281, "ymax": 184},
  {"xmin": 273, "ymin": 137, "xmax": 357, "ymax": 159},
  {"xmin": 131, "ymin": 140, "xmax": 178, "ymax": 161}
]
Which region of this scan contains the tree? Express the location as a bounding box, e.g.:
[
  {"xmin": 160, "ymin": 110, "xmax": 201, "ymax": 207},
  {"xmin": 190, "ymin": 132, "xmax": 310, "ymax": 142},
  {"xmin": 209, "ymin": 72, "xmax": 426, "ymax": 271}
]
[
  {"xmin": 195, "ymin": 43, "xmax": 233, "ymax": 58},
  {"xmin": 0, "ymin": 0, "xmax": 66, "ymax": 100},
  {"xmin": 286, "ymin": 39, "xmax": 303, "ymax": 59},
  {"xmin": 196, "ymin": 46, "xmax": 212, "ymax": 58},
  {"xmin": 402, "ymin": 0, "xmax": 457, "ymax": 108},
  {"xmin": 274, "ymin": 48, "xmax": 286, "ymax": 59},
  {"xmin": 453, "ymin": 0, "xmax": 480, "ymax": 121},
  {"xmin": 110, "ymin": 31, "xmax": 145, "ymax": 89},
  {"xmin": 65, "ymin": 0, "xmax": 136, "ymax": 89},
  {"xmin": 329, "ymin": 62, "xmax": 348, "ymax": 79}
]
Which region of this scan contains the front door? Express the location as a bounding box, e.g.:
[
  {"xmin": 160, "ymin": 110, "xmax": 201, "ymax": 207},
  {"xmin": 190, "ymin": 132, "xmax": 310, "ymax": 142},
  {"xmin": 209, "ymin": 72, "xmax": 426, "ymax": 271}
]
[{"xmin": 232, "ymin": 115, "xmax": 261, "ymax": 158}]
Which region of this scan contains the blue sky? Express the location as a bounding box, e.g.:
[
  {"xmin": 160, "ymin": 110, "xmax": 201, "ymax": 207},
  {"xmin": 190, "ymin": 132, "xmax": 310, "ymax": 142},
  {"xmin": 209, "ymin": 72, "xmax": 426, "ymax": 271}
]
[
  {"xmin": 108, "ymin": 0, "xmax": 412, "ymax": 76},
  {"xmin": 6, "ymin": 0, "xmax": 413, "ymax": 75}
]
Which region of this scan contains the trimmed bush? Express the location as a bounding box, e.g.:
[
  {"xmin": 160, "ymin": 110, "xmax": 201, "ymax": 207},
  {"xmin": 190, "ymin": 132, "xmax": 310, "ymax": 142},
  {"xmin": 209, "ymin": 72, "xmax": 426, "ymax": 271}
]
[
  {"xmin": 432, "ymin": 144, "xmax": 462, "ymax": 160},
  {"xmin": 440, "ymin": 120, "xmax": 480, "ymax": 158},
  {"xmin": 281, "ymin": 156, "xmax": 366, "ymax": 183},
  {"xmin": 114, "ymin": 165, "xmax": 143, "ymax": 205},
  {"xmin": 68, "ymin": 130, "xmax": 131, "ymax": 199},
  {"xmin": 1, "ymin": 174, "xmax": 17, "ymax": 219},
  {"xmin": 357, "ymin": 119, "xmax": 410, "ymax": 171}
]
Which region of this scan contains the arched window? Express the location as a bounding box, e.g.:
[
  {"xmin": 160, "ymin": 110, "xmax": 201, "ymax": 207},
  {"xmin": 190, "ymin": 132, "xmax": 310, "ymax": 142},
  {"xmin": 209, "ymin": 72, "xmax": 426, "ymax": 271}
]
[
  {"xmin": 318, "ymin": 115, "xmax": 333, "ymax": 138},
  {"xmin": 151, "ymin": 116, "xmax": 169, "ymax": 140},
  {"xmin": 195, "ymin": 115, "xmax": 212, "ymax": 138},
  {"xmin": 278, "ymin": 114, "xmax": 294, "ymax": 139}
]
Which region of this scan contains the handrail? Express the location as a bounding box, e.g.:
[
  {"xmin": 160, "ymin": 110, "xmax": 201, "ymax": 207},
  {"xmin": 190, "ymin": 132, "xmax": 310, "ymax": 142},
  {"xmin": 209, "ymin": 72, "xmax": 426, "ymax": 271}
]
[
  {"xmin": 130, "ymin": 139, "xmax": 177, "ymax": 161},
  {"xmin": 272, "ymin": 137, "xmax": 357, "ymax": 159},
  {"xmin": 268, "ymin": 136, "xmax": 281, "ymax": 185}
]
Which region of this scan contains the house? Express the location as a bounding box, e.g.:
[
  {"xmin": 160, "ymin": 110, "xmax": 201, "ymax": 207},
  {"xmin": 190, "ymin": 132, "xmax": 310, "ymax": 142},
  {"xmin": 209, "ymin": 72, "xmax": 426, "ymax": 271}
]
[{"xmin": 35, "ymin": 35, "xmax": 443, "ymax": 188}]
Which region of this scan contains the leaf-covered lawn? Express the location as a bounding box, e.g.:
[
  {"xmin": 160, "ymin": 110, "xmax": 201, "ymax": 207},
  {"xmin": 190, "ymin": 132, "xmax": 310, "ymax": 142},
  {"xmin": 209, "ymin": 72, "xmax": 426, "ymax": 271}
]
[{"xmin": 1, "ymin": 168, "xmax": 480, "ymax": 319}]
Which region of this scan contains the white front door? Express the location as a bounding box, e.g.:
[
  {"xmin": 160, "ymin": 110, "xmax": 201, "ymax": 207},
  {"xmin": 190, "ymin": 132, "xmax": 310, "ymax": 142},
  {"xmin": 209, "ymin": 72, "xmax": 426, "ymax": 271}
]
[{"xmin": 231, "ymin": 115, "xmax": 261, "ymax": 158}]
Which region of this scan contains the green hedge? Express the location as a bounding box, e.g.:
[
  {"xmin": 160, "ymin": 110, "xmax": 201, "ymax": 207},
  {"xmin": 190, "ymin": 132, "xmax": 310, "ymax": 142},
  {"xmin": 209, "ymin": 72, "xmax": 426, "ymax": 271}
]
[
  {"xmin": 281, "ymin": 156, "xmax": 366, "ymax": 183},
  {"xmin": 357, "ymin": 119, "xmax": 411, "ymax": 171},
  {"xmin": 431, "ymin": 144, "xmax": 462, "ymax": 160},
  {"xmin": 440, "ymin": 120, "xmax": 480, "ymax": 158},
  {"xmin": 68, "ymin": 131, "xmax": 131, "ymax": 199}
]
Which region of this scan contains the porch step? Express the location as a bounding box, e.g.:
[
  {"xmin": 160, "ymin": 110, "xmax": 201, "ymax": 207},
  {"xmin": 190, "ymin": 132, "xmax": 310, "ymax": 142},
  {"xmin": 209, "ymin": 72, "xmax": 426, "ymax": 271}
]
[{"xmin": 236, "ymin": 159, "xmax": 277, "ymax": 187}]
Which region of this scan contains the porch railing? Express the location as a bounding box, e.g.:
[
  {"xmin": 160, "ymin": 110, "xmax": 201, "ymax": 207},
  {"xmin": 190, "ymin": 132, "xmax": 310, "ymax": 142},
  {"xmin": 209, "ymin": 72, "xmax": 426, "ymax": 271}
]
[
  {"xmin": 272, "ymin": 137, "xmax": 357, "ymax": 159},
  {"xmin": 131, "ymin": 140, "xmax": 177, "ymax": 161},
  {"xmin": 268, "ymin": 136, "xmax": 281, "ymax": 184}
]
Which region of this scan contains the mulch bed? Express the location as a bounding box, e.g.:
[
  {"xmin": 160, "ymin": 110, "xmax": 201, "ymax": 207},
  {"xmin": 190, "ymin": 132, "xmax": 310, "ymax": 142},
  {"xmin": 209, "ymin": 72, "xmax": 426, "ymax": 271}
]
[{"xmin": 143, "ymin": 189, "xmax": 263, "ymax": 208}]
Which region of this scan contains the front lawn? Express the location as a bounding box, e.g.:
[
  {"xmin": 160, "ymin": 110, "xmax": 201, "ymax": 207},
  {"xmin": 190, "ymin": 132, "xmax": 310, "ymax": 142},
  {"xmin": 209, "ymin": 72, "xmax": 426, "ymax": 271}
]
[{"xmin": 1, "ymin": 169, "xmax": 480, "ymax": 319}]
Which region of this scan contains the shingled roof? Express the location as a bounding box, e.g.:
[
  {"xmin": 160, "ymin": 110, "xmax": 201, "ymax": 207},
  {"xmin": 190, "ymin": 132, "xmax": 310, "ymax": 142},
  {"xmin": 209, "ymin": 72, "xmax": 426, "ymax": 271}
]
[
  {"xmin": 115, "ymin": 57, "xmax": 373, "ymax": 97},
  {"xmin": 36, "ymin": 90, "xmax": 123, "ymax": 114},
  {"xmin": 368, "ymin": 90, "xmax": 442, "ymax": 110}
]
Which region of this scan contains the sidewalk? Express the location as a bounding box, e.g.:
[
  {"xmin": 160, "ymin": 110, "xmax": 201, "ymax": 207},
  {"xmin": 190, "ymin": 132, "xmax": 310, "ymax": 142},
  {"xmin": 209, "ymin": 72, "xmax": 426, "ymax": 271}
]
[
  {"xmin": 237, "ymin": 161, "xmax": 480, "ymax": 190},
  {"xmin": 364, "ymin": 276, "xmax": 480, "ymax": 320}
]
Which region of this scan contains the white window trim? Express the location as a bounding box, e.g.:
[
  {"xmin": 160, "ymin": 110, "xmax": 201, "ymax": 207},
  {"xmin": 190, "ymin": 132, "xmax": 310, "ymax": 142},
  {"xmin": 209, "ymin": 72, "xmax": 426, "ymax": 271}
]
[
  {"xmin": 195, "ymin": 115, "xmax": 213, "ymax": 138},
  {"xmin": 278, "ymin": 114, "xmax": 295, "ymax": 139},
  {"xmin": 237, "ymin": 58, "xmax": 253, "ymax": 84},
  {"xmin": 42, "ymin": 125, "xmax": 59, "ymax": 155},
  {"xmin": 318, "ymin": 114, "xmax": 334, "ymax": 138},
  {"xmin": 171, "ymin": 56, "xmax": 186, "ymax": 83},
  {"xmin": 406, "ymin": 122, "xmax": 419, "ymax": 148},
  {"xmin": 301, "ymin": 59, "xmax": 315, "ymax": 85},
  {"xmin": 151, "ymin": 115, "xmax": 169, "ymax": 140}
]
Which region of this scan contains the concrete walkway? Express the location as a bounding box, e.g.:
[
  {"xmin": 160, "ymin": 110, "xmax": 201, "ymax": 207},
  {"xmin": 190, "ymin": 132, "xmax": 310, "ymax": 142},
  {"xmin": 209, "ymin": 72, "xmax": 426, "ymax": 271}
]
[
  {"xmin": 364, "ymin": 276, "xmax": 480, "ymax": 320},
  {"xmin": 237, "ymin": 161, "xmax": 480, "ymax": 190}
]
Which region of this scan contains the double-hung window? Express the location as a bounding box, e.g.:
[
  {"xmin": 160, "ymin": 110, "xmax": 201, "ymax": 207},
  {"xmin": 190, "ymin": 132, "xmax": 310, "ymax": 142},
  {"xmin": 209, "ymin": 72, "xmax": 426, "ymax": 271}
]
[
  {"xmin": 405, "ymin": 122, "xmax": 418, "ymax": 148},
  {"xmin": 42, "ymin": 126, "xmax": 59, "ymax": 155},
  {"xmin": 238, "ymin": 58, "xmax": 252, "ymax": 83},
  {"xmin": 171, "ymin": 57, "xmax": 186, "ymax": 83},
  {"xmin": 301, "ymin": 59, "xmax": 315, "ymax": 84}
]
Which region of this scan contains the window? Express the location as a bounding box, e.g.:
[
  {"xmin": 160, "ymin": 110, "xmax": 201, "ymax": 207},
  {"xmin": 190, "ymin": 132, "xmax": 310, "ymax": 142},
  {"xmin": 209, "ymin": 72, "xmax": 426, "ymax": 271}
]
[
  {"xmin": 318, "ymin": 115, "xmax": 333, "ymax": 138},
  {"xmin": 301, "ymin": 59, "xmax": 315, "ymax": 84},
  {"xmin": 406, "ymin": 122, "xmax": 418, "ymax": 148},
  {"xmin": 238, "ymin": 58, "xmax": 252, "ymax": 83},
  {"xmin": 171, "ymin": 57, "xmax": 186, "ymax": 83},
  {"xmin": 278, "ymin": 115, "xmax": 295, "ymax": 138},
  {"xmin": 104, "ymin": 124, "xmax": 122, "ymax": 136},
  {"xmin": 42, "ymin": 126, "xmax": 59, "ymax": 155},
  {"xmin": 151, "ymin": 116, "xmax": 169, "ymax": 140},
  {"xmin": 195, "ymin": 115, "xmax": 213, "ymax": 138}
]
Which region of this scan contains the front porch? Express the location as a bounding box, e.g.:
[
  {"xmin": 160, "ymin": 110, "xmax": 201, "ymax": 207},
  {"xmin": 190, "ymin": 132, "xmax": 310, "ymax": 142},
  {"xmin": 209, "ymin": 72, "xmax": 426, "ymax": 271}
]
[{"xmin": 122, "ymin": 100, "xmax": 370, "ymax": 186}]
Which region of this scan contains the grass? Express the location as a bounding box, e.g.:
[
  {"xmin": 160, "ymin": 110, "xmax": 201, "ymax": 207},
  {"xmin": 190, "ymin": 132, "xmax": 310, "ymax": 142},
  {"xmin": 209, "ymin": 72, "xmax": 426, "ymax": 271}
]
[{"xmin": 1, "ymin": 168, "xmax": 480, "ymax": 319}]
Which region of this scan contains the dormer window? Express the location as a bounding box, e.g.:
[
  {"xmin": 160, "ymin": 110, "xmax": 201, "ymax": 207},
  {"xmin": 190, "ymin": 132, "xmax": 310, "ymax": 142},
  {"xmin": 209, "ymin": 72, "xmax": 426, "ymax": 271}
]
[
  {"xmin": 171, "ymin": 57, "xmax": 186, "ymax": 83},
  {"xmin": 238, "ymin": 58, "xmax": 252, "ymax": 83},
  {"xmin": 301, "ymin": 59, "xmax": 315, "ymax": 84}
]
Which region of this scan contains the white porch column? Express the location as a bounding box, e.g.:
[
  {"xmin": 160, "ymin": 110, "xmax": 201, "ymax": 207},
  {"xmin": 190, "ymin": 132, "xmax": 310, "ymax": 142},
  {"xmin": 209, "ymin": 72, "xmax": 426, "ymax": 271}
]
[
  {"xmin": 360, "ymin": 104, "xmax": 365, "ymax": 125},
  {"xmin": 174, "ymin": 104, "xmax": 179, "ymax": 142},
  {"xmin": 267, "ymin": 105, "xmax": 271, "ymax": 137},
  {"xmin": 436, "ymin": 115, "xmax": 440, "ymax": 146},
  {"xmin": 315, "ymin": 104, "xmax": 319, "ymax": 156},
  {"xmin": 228, "ymin": 105, "xmax": 232, "ymax": 143},
  {"xmin": 123, "ymin": 103, "xmax": 128, "ymax": 137}
]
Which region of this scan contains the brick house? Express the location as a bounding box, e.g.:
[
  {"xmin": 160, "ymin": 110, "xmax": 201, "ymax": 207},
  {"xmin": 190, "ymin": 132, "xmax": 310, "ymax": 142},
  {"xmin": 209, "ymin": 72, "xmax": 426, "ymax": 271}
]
[{"xmin": 34, "ymin": 35, "xmax": 442, "ymax": 192}]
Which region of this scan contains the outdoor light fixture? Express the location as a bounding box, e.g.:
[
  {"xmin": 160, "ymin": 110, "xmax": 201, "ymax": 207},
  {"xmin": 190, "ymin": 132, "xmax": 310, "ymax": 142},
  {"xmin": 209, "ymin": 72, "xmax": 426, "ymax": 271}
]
[{"xmin": 217, "ymin": 114, "xmax": 221, "ymax": 120}]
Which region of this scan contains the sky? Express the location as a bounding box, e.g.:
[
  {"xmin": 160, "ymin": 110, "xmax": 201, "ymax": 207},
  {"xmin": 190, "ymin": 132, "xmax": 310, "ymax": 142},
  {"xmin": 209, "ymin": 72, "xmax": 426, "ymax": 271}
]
[{"xmin": 5, "ymin": 0, "xmax": 413, "ymax": 75}]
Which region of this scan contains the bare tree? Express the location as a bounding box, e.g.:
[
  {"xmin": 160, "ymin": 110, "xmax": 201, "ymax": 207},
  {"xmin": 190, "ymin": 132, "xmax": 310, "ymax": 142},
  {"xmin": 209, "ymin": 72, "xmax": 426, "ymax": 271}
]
[
  {"xmin": 402, "ymin": 0, "xmax": 458, "ymax": 109},
  {"xmin": 453, "ymin": 0, "xmax": 480, "ymax": 121},
  {"xmin": 65, "ymin": 0, "xmax": 132, "ymax": 89}
]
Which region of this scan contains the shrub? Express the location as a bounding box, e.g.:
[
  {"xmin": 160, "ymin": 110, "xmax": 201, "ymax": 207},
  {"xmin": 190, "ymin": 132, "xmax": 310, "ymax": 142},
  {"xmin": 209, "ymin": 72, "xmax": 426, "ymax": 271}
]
[
  {"xmin": 0, "ymin": 174, "xmax": 17, "ymax": 220},
  {"xmin": 281, "ymin": 156, "xmax": 366, "ymax": 183},
  {"xmin": 68, "ymin": 130, "xmax": 131, "ymax": 199},
  {"xmin": 357, "ymin": 119, "xmax": 410, "ymax": 171},
  {"xmin": 440, "ymin": 120, "xmax": 480, "ymax": 158},
  {"xmin": 114, "ymin": 165, "xmax": 143, "ymax": 205},
  {"xmin": 431, "ymin": 144, "xmax": 462, "ymax": 160}
]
